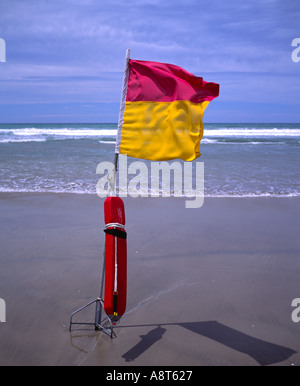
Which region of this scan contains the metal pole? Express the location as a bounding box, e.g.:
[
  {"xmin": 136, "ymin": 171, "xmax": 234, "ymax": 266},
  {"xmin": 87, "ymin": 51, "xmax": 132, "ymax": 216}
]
[
  {"xmin": 114, "ymin": 153, "xmax": 119, "ymax": 172},
  {"xmin": 95, "ymin": 246, "xmax": 106, "ymax": 329},
  {"xmin": 115, "ymin": 49, "xmax": 130, "ymax": 156},
  {"xmin": 94, "ymin": 298, "xmax": 102, "ymax": 329}
]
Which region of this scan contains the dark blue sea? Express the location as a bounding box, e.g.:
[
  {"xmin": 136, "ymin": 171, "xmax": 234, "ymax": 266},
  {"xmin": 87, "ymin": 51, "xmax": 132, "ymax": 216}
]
[{"xmin": 0, "ymin": 123, "xmax": 299, "ymax": 197}]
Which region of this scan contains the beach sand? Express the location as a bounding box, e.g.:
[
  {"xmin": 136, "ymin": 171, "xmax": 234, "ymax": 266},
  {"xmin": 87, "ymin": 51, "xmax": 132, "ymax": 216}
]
[{"xmin": 0, "ymin": 192, "xmax": 299, "ymax": 366}]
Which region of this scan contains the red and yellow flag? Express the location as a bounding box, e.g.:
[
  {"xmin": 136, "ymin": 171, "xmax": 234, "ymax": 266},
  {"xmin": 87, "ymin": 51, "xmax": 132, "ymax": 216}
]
[{"xmin": 116, "ymin": 59, "xmax": 219, "ymax": 162}]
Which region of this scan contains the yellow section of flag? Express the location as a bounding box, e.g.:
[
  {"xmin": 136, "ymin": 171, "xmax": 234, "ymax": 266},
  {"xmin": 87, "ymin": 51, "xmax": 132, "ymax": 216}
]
[{"xmin": 120, "ymin": 100, "xmax": 210, "ymax": 161}]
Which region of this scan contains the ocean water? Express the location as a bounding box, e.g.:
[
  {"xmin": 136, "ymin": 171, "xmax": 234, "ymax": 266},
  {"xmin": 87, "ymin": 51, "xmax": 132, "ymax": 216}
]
[{"xmin": 0, "ymin": 123, "xmax": 299, "ymax": 197}]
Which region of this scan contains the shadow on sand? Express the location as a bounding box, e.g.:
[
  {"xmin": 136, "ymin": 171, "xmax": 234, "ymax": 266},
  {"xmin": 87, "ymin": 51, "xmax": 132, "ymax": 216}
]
[
  {"xmin": 120, "ymin": 321, "xmax": 296, "ymax": 365},
  {"xmin": 121, "ymin": 326, "xmax": 167, "ymax": 362}
]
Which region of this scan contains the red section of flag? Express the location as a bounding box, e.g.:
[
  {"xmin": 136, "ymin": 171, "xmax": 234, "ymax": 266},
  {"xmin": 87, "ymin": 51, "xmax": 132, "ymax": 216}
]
[{"xmin": 126, "ymin": 59, "xmax": 219, "ymax": 103}]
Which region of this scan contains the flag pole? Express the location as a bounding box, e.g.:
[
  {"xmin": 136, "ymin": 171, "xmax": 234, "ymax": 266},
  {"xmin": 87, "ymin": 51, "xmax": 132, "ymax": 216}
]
[{"xmin": 115, "ymin": 49, "xmax": 130, "ymax": 174}]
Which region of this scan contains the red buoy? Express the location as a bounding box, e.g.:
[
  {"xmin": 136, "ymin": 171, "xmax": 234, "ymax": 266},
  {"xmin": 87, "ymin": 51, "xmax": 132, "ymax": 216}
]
[{"xmin": 103, "ymin": 197, "xmax": 127, "ymax": 324}]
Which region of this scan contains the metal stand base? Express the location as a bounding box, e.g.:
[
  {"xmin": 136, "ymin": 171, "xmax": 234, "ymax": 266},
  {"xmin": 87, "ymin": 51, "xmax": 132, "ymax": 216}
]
[{"xmin": 69, "ymin": 297, "xmax": 116, "ymax": 339}]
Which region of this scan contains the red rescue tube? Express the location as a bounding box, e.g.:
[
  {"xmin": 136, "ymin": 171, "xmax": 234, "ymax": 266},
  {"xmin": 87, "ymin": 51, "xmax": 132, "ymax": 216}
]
[{"xmin": 103, "ymin": 197, "xmax": 127, "ymax": 324}]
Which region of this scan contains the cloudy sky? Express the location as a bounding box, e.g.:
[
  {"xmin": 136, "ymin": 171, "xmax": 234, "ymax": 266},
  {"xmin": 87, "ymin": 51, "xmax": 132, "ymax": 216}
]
[{"xmin": 0, "ymin": 0, "xmax": 299, "ymax": 123}]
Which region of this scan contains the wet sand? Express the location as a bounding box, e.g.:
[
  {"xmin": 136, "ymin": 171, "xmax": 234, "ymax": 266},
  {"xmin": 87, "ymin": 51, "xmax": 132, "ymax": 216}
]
[{"xmin": 0, "ymin": 192, "xmax": 299, "ymax": 366}]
